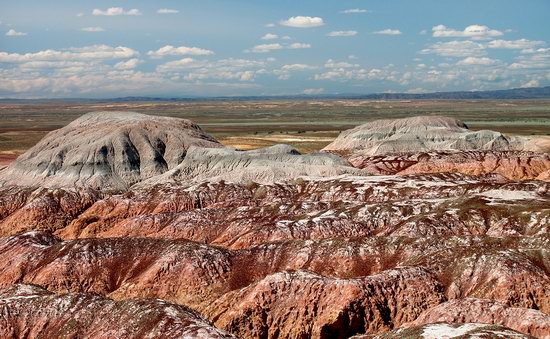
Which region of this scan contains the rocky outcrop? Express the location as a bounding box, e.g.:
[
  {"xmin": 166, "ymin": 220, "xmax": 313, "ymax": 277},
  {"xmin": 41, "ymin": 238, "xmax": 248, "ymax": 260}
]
[
  {"xmin": 323, "ymin": 116, "xmax": 549, "ymax": 156},
  {"xmin": 0, "ymin": 284, "xmax": 235, "ymax": 339},
  {"xmin": 322, "ymin": 116, "xmax": 550, "ymax": 179},
  {"xmin": 140, "ymin": 144, "xmax": 365, "ymax": 186},
  {"xmin": 0, "ymin": 231, "xmax": 548, "ymax": 338},
  {"xmin": 57, "ymin": 173, "xmax": 549, "ymax": 244},
  {"xmin": 0, "ymin": 186, "xmax": 100, "ymax": 236},
  {"xmin": 406, "ymin": 298, "xmax": 550, "ymax": 338},
  {"xmin": 354, "ymin": 323, "xmax": 536, "ymax": 338},
  {"xmin": 346, "ymin": 150, "xmax": 550, "ymax": 181},
  {"xmin": 205, "ymin": 268, "xmax": 445, "ymax": 338},
  {"xmin": 0, "ymin": 111, "xmax": 222, "ymax": 191}
]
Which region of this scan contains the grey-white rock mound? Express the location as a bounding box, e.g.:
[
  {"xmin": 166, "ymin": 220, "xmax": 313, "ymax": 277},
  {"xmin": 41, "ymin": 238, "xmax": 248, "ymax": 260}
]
[
  {"xmin": 140, "ymin": 144, "xmax": 366, "ymax": 186},
  {"xmin": 0, "ymin": 111, "xmax": 222, "ymax": 191},
  {"xmin": 323, "ymin": 115, "xmax": 549, "ymax": 156}
]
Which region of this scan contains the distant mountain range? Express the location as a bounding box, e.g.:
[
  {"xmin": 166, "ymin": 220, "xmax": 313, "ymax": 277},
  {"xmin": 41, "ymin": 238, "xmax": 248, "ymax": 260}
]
[{"xmin": 2, "ymin": 86, "xmax": 550, "ymax": 102}]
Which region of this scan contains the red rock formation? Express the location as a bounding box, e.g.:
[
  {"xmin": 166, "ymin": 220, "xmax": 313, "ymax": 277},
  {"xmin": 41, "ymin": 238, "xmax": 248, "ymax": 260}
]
[
  {"xmin": 0, "ymin": 231, "xmax": 548, "ymax": 337},
  {"xmin": 205, "ymin": 268, "xmax": 445, "ymax": 338},
  {"xmin": 405, "ymin": 298, "xmax": 550, "ymax": 338},
  {"xmin": 0, "ymin": 186, "xmax": 100, "ymax": 236},
  {"xmin": 353, "ymin": 323, "xmax": 536, "ymax": 338},
  {"xmin": 56, "ymin": 174, "xmax": 549, "ymax": 245},
  {"xmin": 344, "ymin": 150, "xmax": 550, "ymax": 180},
  {"xmin": 0, "ymin": 284, "xmax": 235, "ymax": 338}
]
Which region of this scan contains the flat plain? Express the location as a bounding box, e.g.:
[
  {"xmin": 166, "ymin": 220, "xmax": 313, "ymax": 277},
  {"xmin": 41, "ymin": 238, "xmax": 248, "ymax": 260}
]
[{"xmin": 1, "ymin": 99, "xmax": 549, "ymax": 165}]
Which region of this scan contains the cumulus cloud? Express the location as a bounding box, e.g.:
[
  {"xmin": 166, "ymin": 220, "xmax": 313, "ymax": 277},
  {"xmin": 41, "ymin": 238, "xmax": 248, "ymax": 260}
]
[
  {"xmin": 432, "ymin": 24, "xmax": 502, "ymax": 40},
  {"xmin": 420, "ymin": 40, "xmax": 486, "ymax": 57},
  {"xmin": 521, "ymin": 79, "xmax": 540, "ymax": 88},
  {"xmin": 249, "ymin": 42, "xmax": 310, "ymax": 53},
  {"xmin": 340, "ymin": 9, "xmax": 368, "ymax": 14},
  {"xmin": 325, "ymin": 59, "xmax": 358, "ymax": 69},
  {"xmin": 327, "ymin": 30, "xmax": 357, "ymax": 37},
  {"xmin": 157, "ymin": 8, "xmax": 179, "ymax": 14},
  {"xmin": 157, "ymin": 58, "xmax": 267, "ymax": 82},
  {"xmin": 81, "ymin": 26, "xmax": 105, "ymax": 32},
  {"xmin": 114, "ymin": 58, "xmax": 142, "ymax": 70},
  {"xmin": 509, "ymin": 48, "xmax": 550, "ymax": 69},
  {"xmin": 92, "ymin": 7, "xmax": 142, "ymax": 16},
  {"xmin": 457, "ymin": 57, "xmax": 497, "ymax": 65},
  {"xmin": 373, "ymin": 29, "xmax": 401, "ymax": 35},
  {"xmin": 288, "ymin": 42, "xmax": 311, "ymax": 49},
  {"xmin": 280, "ymin": 16, "xmax": 324, "ymax": 28},
  {"xmin": 0, "ymin": 45, "xmax": 139, "ymax": 62},
  {"xmin": 6, "ymin": 29, "xmax": 27, "ymax": 36},
  {"xmin": 147, "ymin": 45, "xmax": 214, "ymax": 58},
  {"xmin": 250, "ymin": 43, "xmax": 284, "ymax": 53},
  {"xmin": 261, "ymin": 33, "xmax": 278, "ymax": 40},
  {"xmin": 156, "ymin": 58, "xmax": 202, "ymax": 71},
  {"xmin": 488, "ymin": 39, "xmax": 545, "ymax": 49},
  {"xmin": 303, "ymin": 88, "xmax": 324, "ymax": 95},
  {"xmin": 274, "ymin": 64, "xmax": 316, "ymax": 80},
  {"xmin": 281, "ymin": 64, "xmax": 316, "ymax": 71},
  {"xmin": 314, "ymin": 59, "xmax": 376, "ymax": 81}
]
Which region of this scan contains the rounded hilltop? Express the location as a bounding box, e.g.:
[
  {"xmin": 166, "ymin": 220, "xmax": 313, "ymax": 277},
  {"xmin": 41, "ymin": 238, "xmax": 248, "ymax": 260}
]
[
  {"xmin": 0, "ymin": 111, "xmax": 222, "ymax": 191},
  {"xmin": 323, "ymin": 115, "xmax": 549, "ymax": 156}
]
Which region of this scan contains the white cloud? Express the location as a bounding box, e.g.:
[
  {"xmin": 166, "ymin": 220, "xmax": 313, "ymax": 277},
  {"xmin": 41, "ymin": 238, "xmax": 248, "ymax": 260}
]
[
  {"xmin": 76, "ymin": 12, "xmax": 84, "ymax": 17},
  {"xmin": 148, "ymin": 45, "xmax": 214, "ymax": 58},
  {"xmin": 261, "ymin": 33, "xmax": 278, "ymax": 40},
  {"xmin": 157, "ymin": 58, "xmax": 266, "ymax": 82},
  {"xmin": 325, "ymin": 59, "xmax": 358, "ymax": 69},
  {"xmin": 0, "ymin": 45, "xmax": 138, "ymax": 62},
  {"xmin": 249, "ymin": 42, "xmax": 310, "ymax": 53},
  {"xmin": 488, "ymin": 39, "xmax": 545, "ymax": 49},
  {"xmin": 432, "ymin": 24, "xmax": 503, "ymax": 40},
  {"xmin": 373, "ymin": 29, "xmax": 401, "ymax": 35},
  {"xmin": 314, "ymin": 59, "xmax": 375, "ymax": 81},
  {"xmin": 157, "ymin": 58, "xmax": 201, "ymax": 71},
  {"xmin": 265, "ymin": 23, "xmax": 275, "ymax": 28},
  {"xmin": 509, "ymin": 48, "xmax": 550, "ymax": 69},
  {"xmin": 92, "ymin": 7, "xmax": 142, "ymax": 16},
  {"xmin": 157, "ymin": 8, "xmax": 179, "ymax": 14},
  {"xmin": 281, "ymin": 64, "xmax": 316, "ymax": 71},
  {"xmin": 421, "ymin": 40, "xmax": 486, "ymax": 57},
  {"xmin": 81, "ymin": 26, "xmax": 105, "ymax": 32},
  {"xmin": 6, "ymin": 29, "xmax": 27, "ymax": 36},
  {"xmin": 280, "ymin": 16, "xmax": 324, "ymax": 28},
  {"xmin": 419, "ymin": 29, "xmax": 428, "ymax": 35},
  {"xmin": 303, "ymin": 88, "xmax": 324, "ymax": 95},
  {"xmin": 457, "ymin": 57, "xmax": 497, "ymax": 65},
  {"xmin": 250, "ymin": 43, "xmax": 284, "ymax": 53},
  {"xmin": 340, "ymin": 9, "xmax": 368, "ymax": 14},
  {"xmin": 274, "ymin": 63, "xmax": 316, "ymax": 80},
  {"xmin": 521, "ymin": 79, "xmax": 540, "ymax": 88},
  {"xmin": 114, "ymin": 58, "xmax": 142, "ymax": 70},
  {"xmin": 288, "ymin": 42, "xmax": 311, "ymax": 49},
  {"xmin": 327, "ymin": 30, "xmax": 357, "ymax": 37}
]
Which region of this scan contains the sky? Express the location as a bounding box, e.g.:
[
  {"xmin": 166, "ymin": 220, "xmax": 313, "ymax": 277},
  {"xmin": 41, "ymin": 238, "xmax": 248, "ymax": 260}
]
[{"xmin": 0, "ymin": 0, "xmax": 549, "ymax": 98}]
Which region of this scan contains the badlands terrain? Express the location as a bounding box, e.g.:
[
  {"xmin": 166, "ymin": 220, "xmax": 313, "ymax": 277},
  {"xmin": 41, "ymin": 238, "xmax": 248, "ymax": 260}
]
[{"xmin": 0, "ymin": 110, "xmax": 549, "ymax": 338}]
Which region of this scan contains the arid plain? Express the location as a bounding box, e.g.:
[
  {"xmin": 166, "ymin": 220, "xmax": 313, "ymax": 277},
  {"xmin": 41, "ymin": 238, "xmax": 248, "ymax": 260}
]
[{"xmin": 1, "ymin": 99, "xmax": 549, "ymax": 164}]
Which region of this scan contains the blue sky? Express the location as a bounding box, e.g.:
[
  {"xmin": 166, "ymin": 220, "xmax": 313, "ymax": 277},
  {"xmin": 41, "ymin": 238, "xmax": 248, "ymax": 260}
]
[{"xmin": 0, "ymin": 0, "xmax": 549, "ymax": 97}]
